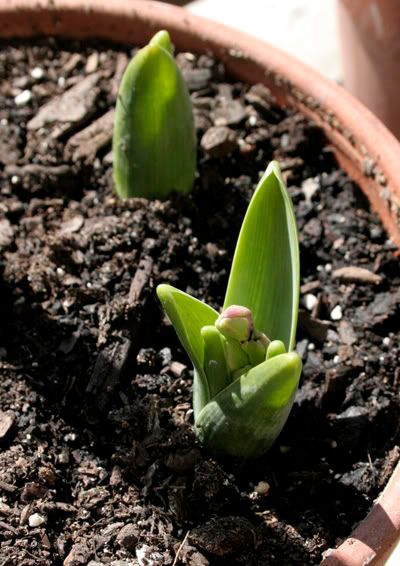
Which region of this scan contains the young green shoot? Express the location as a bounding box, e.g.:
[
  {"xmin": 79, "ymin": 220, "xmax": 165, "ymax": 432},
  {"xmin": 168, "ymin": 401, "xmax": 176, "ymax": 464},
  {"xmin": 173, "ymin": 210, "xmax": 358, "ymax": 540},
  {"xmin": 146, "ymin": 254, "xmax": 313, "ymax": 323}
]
[
  {"xmin": 113, "ymin": 30, "xmax": 196, "ymax": 199},
  {"xmin": 157, "ymin": 161, "xmax": 301, "ymax": 458}
]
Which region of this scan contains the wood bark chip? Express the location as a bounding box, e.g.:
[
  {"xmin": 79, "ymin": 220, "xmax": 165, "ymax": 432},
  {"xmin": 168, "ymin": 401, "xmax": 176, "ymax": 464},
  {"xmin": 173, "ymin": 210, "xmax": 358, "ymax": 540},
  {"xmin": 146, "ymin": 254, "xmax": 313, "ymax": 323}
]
[
  {"xmin": 111, "ymin": 52, "xmax": 129, "ymax": 99},
  {"xmin": 63, "ymin": 541, "xmax": 91, "ymax": 566},
  {"xmin": 338, "ymin": 320, "xmax": 357, "ymax": 345},
  {"xmin": 189, "ymin": 516, "xmax": 255, "ymax": 557},
  {"xmin": 0, "ymin": 219, "xmax": 14, "ymax": 249},
  {"xmin": 65, "ymin": 109, "xmax": 114, "ymax": 162},
  {"xmin": 213, "ymin": 99, "xmax": 247, "ymax": 126},
  {"xmin": 200, "ymin": 126, "xmax": 237, "ymax": 158},
  {"xmin": 5, "ymin": 163, "xmax": 75, "ymax": 193},
  {"xmin": 0, "ymin": 122, "xmax": 21, "ymax": 165},
  {"xmin": 0, "ymin": 479, "xmax": 17, "ymax": 493},
  {"xmin": 182, "ymin": 67, "xmax": 212, "ymax": 92},
  {"xmin": 0, "ymin": 411, "xmax": 14, "ymax": 441},
  {"xmin": 298, "ymin": 310, "xmax": 330, "ymax": 343},
  {"xmin": 332, "ymin": 266, "xmax": 383, "ymax": 285},
  {"xmin": 129, "ymin": 256, "xmax": 154, "ymax": 304},
  {"xmin": 0, "ymin": 520, "xmax": 18, "ymax": 535},
  {"xmin": 27, "ymin": 72, "xmax": 101, "ymax": 137},
  {"xmin": 244, "ymin": 83, "xmax": 275, "ymax": 112},
  {"xmin": 85, "ymin": 337, "xmax": 132, "ymax": 416},
  {"xmin": 59, "ymin": 215, "xmax": 84, "ymax": 236}
]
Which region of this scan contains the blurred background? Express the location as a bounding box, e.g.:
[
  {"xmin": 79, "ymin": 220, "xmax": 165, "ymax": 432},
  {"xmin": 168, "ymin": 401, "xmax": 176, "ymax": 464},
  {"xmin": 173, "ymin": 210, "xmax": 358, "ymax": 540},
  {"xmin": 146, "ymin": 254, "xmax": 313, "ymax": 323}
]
[
  {"xmin": 159, "ymin": 0, "xmax": 340, "ymax": 80},
  {"xmin": 159, "ymin": 0, "xmax": 400, "ymax": 139},
  {"xmin": 184, "ymin": 0, "xmax": 341, "ymax": 82}
]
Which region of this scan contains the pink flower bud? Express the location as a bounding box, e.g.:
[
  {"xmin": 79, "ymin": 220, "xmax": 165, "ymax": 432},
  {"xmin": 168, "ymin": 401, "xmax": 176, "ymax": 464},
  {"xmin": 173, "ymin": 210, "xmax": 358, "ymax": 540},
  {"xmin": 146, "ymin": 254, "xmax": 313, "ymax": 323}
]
[{"xmin": 216, "ymin": 305, "xmax": 254, "ymax": 342}]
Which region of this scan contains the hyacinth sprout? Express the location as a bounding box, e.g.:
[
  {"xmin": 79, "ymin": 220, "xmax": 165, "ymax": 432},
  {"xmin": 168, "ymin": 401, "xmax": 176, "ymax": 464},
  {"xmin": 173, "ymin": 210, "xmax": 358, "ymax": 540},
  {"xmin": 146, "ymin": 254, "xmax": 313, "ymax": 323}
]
[
  {"xmin": 157, "ymin": 161, "xmax": 302, "ymax": 458},
  {"xmin": 113, "ymin": 30, "xmax": 196, "ymax": 199}
]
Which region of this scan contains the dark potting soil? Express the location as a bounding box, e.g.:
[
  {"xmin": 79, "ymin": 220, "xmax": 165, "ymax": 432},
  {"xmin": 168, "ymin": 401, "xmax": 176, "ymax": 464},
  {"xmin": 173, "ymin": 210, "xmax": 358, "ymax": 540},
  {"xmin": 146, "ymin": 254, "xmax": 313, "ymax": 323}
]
[{"xmin": 0, "ymin": 39, "xmax": 399, "ymax": 566}]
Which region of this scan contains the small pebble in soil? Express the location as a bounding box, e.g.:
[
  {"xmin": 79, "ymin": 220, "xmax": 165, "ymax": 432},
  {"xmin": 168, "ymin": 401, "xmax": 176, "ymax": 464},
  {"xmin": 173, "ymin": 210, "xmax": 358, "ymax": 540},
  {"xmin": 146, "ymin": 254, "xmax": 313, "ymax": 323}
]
[
  {"xmin": 28, "ymin": 513, "xmax": 46, "ymax": 527},
  {"xmin": 255, "ymin": 481, "xmax": 270, "ymax": 495},
  {"xmin": 0, "ymin": 411, "xmax": 14, "ymax": 441}
]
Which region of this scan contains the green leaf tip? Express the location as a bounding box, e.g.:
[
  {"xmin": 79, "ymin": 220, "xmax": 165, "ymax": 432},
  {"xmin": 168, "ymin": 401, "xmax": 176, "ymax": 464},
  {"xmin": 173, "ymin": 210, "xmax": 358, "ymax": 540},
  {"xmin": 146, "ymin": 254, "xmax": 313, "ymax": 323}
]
[
  {"xmin": 113, "ymin": 30, "xmax": 196, "ymax": 200},
  {"xmin": 156, "ymin": 161, "xmax": 301, "ymax": 458},
  {"xmin": 149, "ymin": 30, "xmax": 174, "ymax": 55},
  {"xmin": 224, "ymin": 160, "xmax": 300, "ymax": 351}
]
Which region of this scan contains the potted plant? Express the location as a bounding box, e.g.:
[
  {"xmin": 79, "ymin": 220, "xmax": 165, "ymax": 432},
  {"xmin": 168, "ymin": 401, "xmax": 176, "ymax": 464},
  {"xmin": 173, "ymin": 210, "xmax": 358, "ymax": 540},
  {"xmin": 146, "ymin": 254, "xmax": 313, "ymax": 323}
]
[
  {"xmin": 337, "ymin": 0, "xmax": 400, "ymax": 139},
  {"xmin": 0, "ymin": 1, "xmax": 399, "ymax": 565}
]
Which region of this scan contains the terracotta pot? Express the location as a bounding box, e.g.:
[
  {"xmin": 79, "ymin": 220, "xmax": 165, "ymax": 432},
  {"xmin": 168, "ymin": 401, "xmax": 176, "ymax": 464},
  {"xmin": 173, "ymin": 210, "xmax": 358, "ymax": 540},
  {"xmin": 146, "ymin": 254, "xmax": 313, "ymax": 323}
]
[
  {"xmin": 1, "ymin": 1, "xmax": 399, "ymax": 563},
  {"xmin": 338, "ymin": 0, "xmax": 400, "ymax": 140}
]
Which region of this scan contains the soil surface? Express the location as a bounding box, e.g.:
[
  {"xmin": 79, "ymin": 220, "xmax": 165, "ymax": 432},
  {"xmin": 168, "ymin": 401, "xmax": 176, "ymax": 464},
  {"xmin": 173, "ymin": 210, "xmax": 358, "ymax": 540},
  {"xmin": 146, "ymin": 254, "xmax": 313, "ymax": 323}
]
[{"xmin": 0, "ymin": 40, "xmax": 399, "ymax": 566}]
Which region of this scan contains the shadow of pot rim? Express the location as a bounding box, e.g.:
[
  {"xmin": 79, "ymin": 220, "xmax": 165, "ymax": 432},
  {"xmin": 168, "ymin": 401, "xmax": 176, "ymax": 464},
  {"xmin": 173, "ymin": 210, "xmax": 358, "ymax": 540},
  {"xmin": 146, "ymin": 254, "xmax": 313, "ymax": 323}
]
[{"xmin": 1, "ymin": 1, "xmax": 399, "ymax": 563}]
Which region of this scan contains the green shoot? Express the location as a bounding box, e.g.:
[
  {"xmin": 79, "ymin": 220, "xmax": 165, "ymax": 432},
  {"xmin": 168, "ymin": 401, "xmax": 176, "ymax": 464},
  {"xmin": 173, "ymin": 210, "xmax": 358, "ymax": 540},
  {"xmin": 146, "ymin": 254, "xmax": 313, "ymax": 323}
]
[
  {"xmin": 157, "ymin": 161, "xmax": 301, "ymax": 458},
  {"xmin": 113, "ymin": 30, "xmax": 196, "ymax": 199}
]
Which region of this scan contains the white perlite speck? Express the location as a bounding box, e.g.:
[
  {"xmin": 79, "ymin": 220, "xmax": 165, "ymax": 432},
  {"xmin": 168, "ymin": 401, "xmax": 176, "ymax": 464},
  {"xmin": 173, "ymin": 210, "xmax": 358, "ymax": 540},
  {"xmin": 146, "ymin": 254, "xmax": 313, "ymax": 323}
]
[
  {"xmin": 330, "ymin": 305, "xmax": 343, "ymax": 321},
  {"xmin": 14, "ymin": 90, "xmax": 32, "ymax": 106},
  {"xmin": 304, "ymin": 293, "xmax": 318, "ymax": 311},
  {"xmin": 30, "ymin": 67, "xmax": 44, "ymax": 80}
]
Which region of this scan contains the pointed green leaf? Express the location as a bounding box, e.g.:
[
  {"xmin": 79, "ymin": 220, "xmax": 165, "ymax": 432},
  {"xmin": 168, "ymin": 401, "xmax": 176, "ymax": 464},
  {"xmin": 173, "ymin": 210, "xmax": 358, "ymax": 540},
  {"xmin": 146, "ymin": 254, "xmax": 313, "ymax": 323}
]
[
  {"xmin": 195, "ymin": 352, "xmax": 302, "ymax": 458},
  {"xmin": 157, "ymin": 284, "xmax": 218, "ymax": 416},
  {"xmin": 113, "ymin": 31, "xmax": 196, "ymax": 199},
  {"xmin": 223, "ymin": 161, "xmax": 300, "ymax": 351}
]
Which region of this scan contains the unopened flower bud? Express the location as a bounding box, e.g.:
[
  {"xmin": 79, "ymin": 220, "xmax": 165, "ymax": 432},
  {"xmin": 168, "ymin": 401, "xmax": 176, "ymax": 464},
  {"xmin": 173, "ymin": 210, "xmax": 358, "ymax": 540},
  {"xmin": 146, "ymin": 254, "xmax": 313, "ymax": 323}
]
[{"xmin": 216, "ymin": 305, "xmax": 253, "ymax": 342}]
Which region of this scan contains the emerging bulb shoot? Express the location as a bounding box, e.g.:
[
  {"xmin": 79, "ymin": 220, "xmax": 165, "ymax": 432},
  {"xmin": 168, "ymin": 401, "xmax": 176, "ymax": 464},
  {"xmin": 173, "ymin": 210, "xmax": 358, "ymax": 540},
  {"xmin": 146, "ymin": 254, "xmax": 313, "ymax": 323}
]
[{"xmin": 156, "ymin": 161, "xmax": 301, "ymax": 458}]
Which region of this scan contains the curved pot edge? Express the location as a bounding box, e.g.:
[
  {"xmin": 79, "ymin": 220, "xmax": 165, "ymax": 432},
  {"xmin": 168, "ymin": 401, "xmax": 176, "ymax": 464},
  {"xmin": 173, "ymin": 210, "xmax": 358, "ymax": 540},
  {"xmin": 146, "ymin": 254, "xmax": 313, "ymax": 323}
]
[
  {"xmin": 0, "ymin": 1, "xmax": 399, "ymax": 564},
  {"xmin": 321, "ymin": 460, "xmax": 400, "ymax": 565}
]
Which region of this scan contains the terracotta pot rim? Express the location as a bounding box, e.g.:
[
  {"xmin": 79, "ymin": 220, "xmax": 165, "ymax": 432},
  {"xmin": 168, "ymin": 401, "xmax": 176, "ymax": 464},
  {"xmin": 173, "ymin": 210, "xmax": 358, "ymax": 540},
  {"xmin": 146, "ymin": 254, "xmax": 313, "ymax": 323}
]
[
  {"xmin": 1, "ymin": 0, "xmax": 400, "ymax": 249},
  {"xmin": 1, "ymin": 1, "xmax": 399, "ymax": 564}
]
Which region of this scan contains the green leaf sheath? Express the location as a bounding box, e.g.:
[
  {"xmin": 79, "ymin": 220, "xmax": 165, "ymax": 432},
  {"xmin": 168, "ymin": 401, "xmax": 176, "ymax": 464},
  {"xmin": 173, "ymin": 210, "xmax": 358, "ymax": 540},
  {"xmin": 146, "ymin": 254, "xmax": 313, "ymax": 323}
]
[
  {"xmin": 201, "ymin": 326, "xmax": 230, "ymax": 399},
  {"xmin": 195, "ymin": 352, "xmax": 302, "ymax": 458},
  {"xmin": 223, "ymin": 161, "xmax": 300, "ymax": 351},
  {"xmin": 113, "ymin": 31, "xmax": 196, "ymax": 199},
  {"xmin": 156, "ymin": 284, "xmax": 219, "ymax": 418}
]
